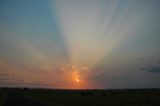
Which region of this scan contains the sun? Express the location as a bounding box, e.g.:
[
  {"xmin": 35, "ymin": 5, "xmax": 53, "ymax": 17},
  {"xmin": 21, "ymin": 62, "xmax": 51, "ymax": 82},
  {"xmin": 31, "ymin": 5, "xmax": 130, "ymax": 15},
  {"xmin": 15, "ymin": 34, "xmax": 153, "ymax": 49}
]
[
  {"xmin": 62, "ymin": 64, "xmax": 83, "ymax": 84},
  {"xmin": 76, "ymin": 78, "xmax": 80, "ymax": 82}
]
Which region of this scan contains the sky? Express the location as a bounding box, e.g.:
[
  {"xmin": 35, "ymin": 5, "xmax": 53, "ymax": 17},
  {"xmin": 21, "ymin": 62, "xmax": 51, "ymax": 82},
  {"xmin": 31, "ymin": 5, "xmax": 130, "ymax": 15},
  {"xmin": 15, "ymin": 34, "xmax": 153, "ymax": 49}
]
[{"xmin": 0, "ymin": 0, "xmax": 160, "ymax": 89}]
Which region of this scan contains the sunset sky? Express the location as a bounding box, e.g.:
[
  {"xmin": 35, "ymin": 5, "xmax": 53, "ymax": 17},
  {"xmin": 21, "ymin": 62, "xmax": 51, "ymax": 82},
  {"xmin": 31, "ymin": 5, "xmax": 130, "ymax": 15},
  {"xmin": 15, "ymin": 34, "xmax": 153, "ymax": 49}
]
[{"xmin": 0, "ymin": 0, "xmax": 160, "ymax": 89}]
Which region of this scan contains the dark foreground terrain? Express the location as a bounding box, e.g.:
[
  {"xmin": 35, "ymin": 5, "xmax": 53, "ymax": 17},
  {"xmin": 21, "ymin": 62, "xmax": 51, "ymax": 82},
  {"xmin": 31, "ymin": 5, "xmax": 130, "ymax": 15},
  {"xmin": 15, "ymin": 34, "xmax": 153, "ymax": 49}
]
[{"xmin": 0, "ymin": 88, "xmax": 160, "ymax": 106}]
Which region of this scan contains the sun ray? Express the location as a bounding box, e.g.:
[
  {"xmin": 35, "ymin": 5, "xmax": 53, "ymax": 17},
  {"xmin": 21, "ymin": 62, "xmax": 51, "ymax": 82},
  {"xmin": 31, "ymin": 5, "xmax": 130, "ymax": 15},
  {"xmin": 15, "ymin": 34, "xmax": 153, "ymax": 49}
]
[{"xmin": 54, "ymin": 0, "xmax": 144, "ymax": 68}]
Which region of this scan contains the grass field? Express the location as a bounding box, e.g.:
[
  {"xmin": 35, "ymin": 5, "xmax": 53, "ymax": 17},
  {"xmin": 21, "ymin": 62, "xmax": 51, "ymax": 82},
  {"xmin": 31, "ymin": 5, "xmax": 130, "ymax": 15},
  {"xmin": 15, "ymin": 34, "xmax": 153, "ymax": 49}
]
[
  {"xmin": 0, "ymin": 89, "xmax": 7, "ymax": 106},
  {"xmin": 0, "ymin": 88, "xmax": 160, "ymax": 106}
]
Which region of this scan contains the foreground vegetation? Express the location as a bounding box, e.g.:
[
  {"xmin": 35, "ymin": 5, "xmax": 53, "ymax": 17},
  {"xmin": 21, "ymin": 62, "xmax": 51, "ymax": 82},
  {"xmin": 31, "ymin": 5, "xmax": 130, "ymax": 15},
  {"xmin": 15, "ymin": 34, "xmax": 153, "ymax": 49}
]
[
  {"xmin": 0, "ymin": 88, "xmax": 160, "ymax": 106},
  {"xmin": 0, "ymin": 89, "xmax": 7, "ymax": 106}
]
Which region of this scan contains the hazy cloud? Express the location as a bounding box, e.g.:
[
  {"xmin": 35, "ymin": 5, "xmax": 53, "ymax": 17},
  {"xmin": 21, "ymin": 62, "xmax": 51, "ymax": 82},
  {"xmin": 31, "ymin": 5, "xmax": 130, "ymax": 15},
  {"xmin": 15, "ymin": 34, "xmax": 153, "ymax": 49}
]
[
  {"xmin": 0, "ymin": 73, "xmax": 9, "ymax": 76},
  {"xmin": 39, "ymin": 64, "xmax": 54, "ymax": 72},
  {"xmin": 143, "ymin": 66, "xmax": 160, "ymax": 73},
  {"xmin": 0, "ymin": 78, "xmax": 9, "ymax": 81},
  {"xmin": 0, "ymin": 59, "xmax": 6, "ymax": 65}
]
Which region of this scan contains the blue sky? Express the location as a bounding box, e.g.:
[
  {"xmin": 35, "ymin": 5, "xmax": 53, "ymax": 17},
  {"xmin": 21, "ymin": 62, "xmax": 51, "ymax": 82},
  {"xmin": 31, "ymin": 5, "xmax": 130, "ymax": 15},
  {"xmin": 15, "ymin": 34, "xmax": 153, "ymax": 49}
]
[{"xmin": 0, "ymin": 0, "xmax": 160, "ymax": 89}]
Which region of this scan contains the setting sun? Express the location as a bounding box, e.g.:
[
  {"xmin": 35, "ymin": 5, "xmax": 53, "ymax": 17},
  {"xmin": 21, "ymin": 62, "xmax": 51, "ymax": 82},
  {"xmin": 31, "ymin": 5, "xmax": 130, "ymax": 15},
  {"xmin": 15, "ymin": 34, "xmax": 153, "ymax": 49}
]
[{"xmin": 76, "ymin": 78, "xmax": 80, "ymax": 82}]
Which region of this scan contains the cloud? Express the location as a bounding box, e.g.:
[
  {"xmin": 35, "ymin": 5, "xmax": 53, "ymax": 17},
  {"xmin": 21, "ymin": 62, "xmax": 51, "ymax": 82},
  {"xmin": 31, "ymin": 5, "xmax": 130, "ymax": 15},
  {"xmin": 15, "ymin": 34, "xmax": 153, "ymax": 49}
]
[
  {"xmin": 143, "ymin": 66, "xmax": 160, "ymax": 73},
  {"xmin": 0, "ymin": 73, "xmax": 9, "ymax": 76},
  {"xmin": 0, "ymin": 78, "xmax": 9, "ymax": 81},
  {"xmin": 39, "ymin": 64, "xmax": 54, "ymax": 72},
  {"xmin": 80, "ymin": 67, "xmax": 89, "ymax": 71},
  {"xmin": 0, "ymin": 59, "xmax": 5, "ymax": 65}
]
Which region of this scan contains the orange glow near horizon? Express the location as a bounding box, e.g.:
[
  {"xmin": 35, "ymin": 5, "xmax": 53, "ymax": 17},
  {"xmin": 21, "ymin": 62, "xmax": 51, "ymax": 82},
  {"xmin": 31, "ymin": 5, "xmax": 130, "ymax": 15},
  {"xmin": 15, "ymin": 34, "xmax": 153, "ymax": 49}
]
[
  {"xmin": 76, "ymin": 78, "xmax": 80, "ymax": 82},
  {"xmin": 58, "ymin": 64, "xmax": 100, "ymax": 89},
  {"xmin": 61, "ymin": 64, "xmax": 87, "ymax": 89},
  {"xmin": 71, "ymin": 69, "xmax": 81, "ymax": 83}
]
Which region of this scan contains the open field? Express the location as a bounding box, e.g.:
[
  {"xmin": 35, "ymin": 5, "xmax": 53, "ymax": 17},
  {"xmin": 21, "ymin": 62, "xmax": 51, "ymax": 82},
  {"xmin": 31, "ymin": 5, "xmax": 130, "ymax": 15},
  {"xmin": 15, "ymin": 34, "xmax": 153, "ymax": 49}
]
[{"xmin": 0, "ymin": 88, "xmax": 160, "ymax": 106}]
